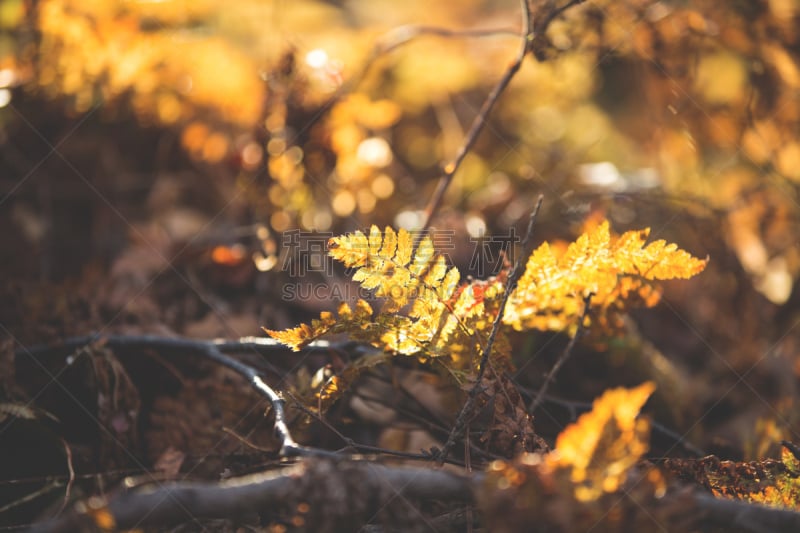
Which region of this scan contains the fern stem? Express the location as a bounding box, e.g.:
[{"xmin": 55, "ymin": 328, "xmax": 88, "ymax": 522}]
[{"xmin": 529, "ymin": 293, "xmax": 592, "ymax": 412}]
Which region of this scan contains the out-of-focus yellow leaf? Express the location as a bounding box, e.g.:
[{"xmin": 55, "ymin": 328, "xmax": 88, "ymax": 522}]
[
  {"xmin": 548, "ymin": 382, "xmax": 655, "ymax": 502},
  {"xmin": 693, "ymin": 50, "xmax": 747, "ymax": 105}
]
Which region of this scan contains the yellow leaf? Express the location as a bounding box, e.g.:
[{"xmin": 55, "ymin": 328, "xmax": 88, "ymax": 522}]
[
  {"xmin": 265, "ymin": 300, "xmax": 373, "ymax": 351},
  {"xmin": 504, "ymin": 219, "xmax": 707, "ymax": 335},
  {"xmin": 548, "ymin": 382, "xmax": 655, "ymax": 502}
]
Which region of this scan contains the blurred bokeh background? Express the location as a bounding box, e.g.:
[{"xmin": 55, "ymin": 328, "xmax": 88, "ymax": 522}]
[{"xmin": 3, "ymin": 1, "xmax": 800, "ymax": 521}]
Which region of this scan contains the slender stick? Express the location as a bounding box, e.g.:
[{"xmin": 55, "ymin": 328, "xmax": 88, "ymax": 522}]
[
  {"xmin": 15, "ymin": 335, "xmax": 337, "ymax": 459},
  {"xmin": 420, "ymin": 0, "xmax": 535, "ymax": 233},
  {"xmin": 529, "ymin": 293, "xmax": 592, "ymax": 412},
  {"xmin": 437, "ymin": 196, "xmax": 543, "ymax": 464},
  {"xmin": 419, "ymin": 0, "xmax": 589, "ymax": 232},
  {"xmin": 55, "ymin": 438, "xmax": 75, "ymax": 517}
]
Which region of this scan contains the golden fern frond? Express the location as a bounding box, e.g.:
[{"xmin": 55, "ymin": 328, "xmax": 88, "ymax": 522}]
[
  {"xmin": 504, "ymin": 221, "xmax": 707, "ymax": 334},
  {"xmin": 269, "ymin": 221, "xmax": 705, "ymax": 361},
  {"xmin": 267, "ymin": 221, "xmax": 706, "ymax": 410},
  {"xmin": 328, "ymin": 225, "xmax": 460, "ymax": 313},
  {"xmin": 270, "ymin": 226, "xmax": 501, "ymax": 366},
  {"xmin": 264, "ymin": 299, "xmax": 374, "ymax": 351}
]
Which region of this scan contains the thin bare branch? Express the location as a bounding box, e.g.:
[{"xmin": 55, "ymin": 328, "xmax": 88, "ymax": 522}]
[
  {"xmin": 529, "ymin": 292, "xmax": 592, "ymax": 412},
  {"xmin": 54, "ymin": 438, "xmax": 75, "ymax": 517},
  {"xmin": 420, "ymin": 0, "xmax": 534, "ymax": 234},
  {"xmin": 15, "ymin": 335, "xmax": 337, "ymax": 459},
  {"xmin": 437, "ymin": 196, "xmax": 543, "ymax": 464},
  {"xmin": 418, "ymin": 0, "xmax": 590, "ymax": 232},
  {"xmin": 374, "ymin": 25, "xmax": 519, "ymax": 56}
]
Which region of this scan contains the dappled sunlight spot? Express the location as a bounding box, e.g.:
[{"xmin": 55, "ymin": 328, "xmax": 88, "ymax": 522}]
[
  {"xmin": 776, "ymin": 142, "xmax": 800, "ymax": 181},
  {"xmin": 357, "ymin": 137, "xmax": 393, "ymax": 167},
  {"xmin": 156, "ymin": 94, "xmax": 182, "ymax": 124},
  {"xmin": 267, "ymin": 138, "xmax": 287, "ymax": 156},
  {"xmin": 694, "ymin": 51, "xmax": 748, "ymax": 105},
  {"xmin": 357, "ymin": 188, "xmax": 377, "ymax": 214},
  {"xmin": 532, "ymin": 106, "xmax": 566, "ymax": 143},
  {"xmin": 305, "ymin": 49, "xmax": 328, "ymax": 69},
  {"xmin": 741, "ymin": 122, "xmax": 780, "ymax": 165},
  {"xmin": 764, "ymin": 43, "xmax": 800, "ymax": 89},
  {"xmin": 202, "ymin": 132, "xmax": 229, "ymax": 163},
  {"xmin": 270, "ymin": 211, "xmax": 291, "ymax": 233},
  {"xmin": 395, "ymin": 209, "xmax": 424, "ymax": 230},
  {"xmin": 181, "ymin": 121, "xmax": 210, "ymax": 154},
  {"xmin": 304, "ymin": 47, "xmax": 344, "ymax": 92},
  {"xmin": 755, "ymin": 257, "xmax": 793, "ymax": 305},
  {"xmin": 371, "ymin": 174, "xmax": 395, "ymax": 199},
  {"xmin": 240, "ymin": 141, "xmax": 263, "ymax": 170},
  {"xmin": 465, "ymin": 214, "xmax": 486, "ymax": 238},
  {"xmin": 211, "ymin": 244, "xmax": 247, "ymax": 267},
  {"xmin": 253, "ymin": 252, "xmax": 278, "ymax": 272},
  {"xmin": 0, "ymin": 68, "xmax": 17, "ymax": 88},
  {"xmin": 579, "ymin": 162, "xmax": 621, "ymax": 189},
  {"xmin": 332, "ymin": 190, "xmax": 356, "ymax": 217}
]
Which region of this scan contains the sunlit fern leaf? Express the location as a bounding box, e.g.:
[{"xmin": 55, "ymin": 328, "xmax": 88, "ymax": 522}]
[
  {"xmin": 269, "ymin": 221, "xmax": 705, "ymax": 368},
  {"xmin": 611, "ymin": 227, "xmax": 707, "ymax": 279},
  {"xmin": 504, "ymin": 221, "xmax": 707, "ymax": 335},
  {"xmin": 265, "ymin": 299, "xmax": 374, "ymax": 351},
  {"xmin": 410, "ymin": 235, "xmax": 435, "ymax": 277},
  {"xmin": 329, "ymin": 225, "xmax": 459, "ymax": 314},
  {"xmin": 329, "ymin": 227, "xmax": 371, "ymax": 266},
  {"xmin": 270, "ymin": 226, "xmax": 490, "ymax": 364}
]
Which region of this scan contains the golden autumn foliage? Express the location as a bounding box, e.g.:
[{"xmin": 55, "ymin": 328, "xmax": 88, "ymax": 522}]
[
  {"xmin": 36, "ymin": 0, "xmax": 262, "ymax": 125},
  {"xmin": 6, "ymin": 0, "xmax": 800, "ymax": 529},
  {"xmin": 267, "ymin": 225, "xmax": 504, "ymax": 367},
  {"xmin": 267, "ymin": 223, "xmax": 706, "ymax": 375},
  {"xmin": 480, "ymin": 383, "xmax": 667, "ymax": 531},
  {"xmin": 547, "ymin": 381, "xmax": 655, "ymax": 502},
  {"xmin": 663, "ymin": 445, "xmax": 800, "ymax": 511},
  {"xmin": 747, "ymin": 446, "xmax": 800, "ymax": 509},
  {"xmin": 504, "ymin": 221, "xmax": 709, "ymax": 335}
]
